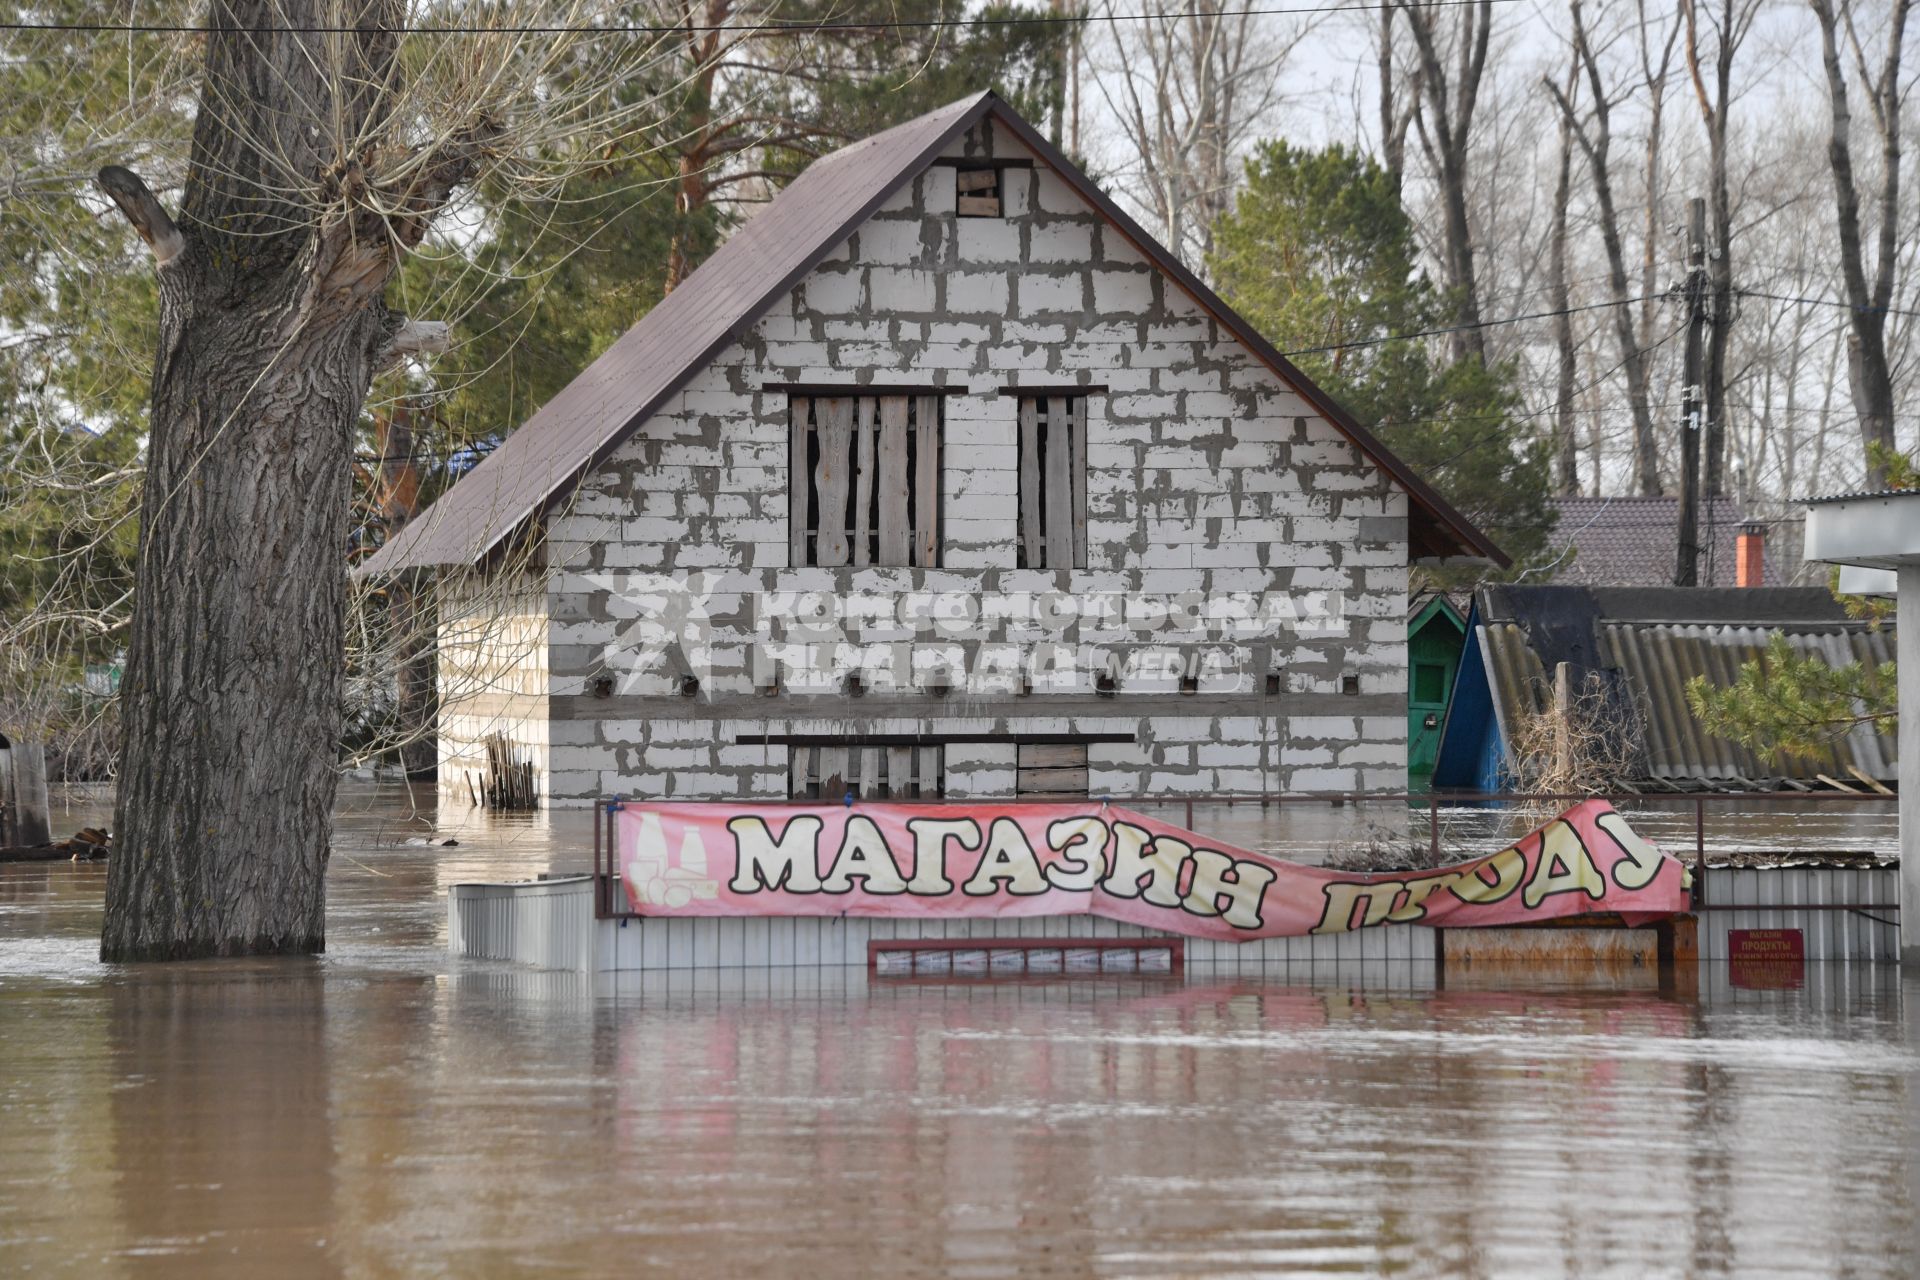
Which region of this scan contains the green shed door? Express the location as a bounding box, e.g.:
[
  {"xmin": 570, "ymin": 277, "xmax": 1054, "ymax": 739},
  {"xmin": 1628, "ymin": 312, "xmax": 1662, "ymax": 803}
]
[{"xmin": 1407, "ymin": 645, "xmax": 1458, "ymax": 792}]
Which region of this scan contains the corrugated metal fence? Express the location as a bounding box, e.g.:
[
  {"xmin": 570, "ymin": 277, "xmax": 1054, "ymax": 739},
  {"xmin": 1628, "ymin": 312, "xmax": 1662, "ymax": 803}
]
[
  {"xmin": 448, "ymin": 876, "xmax": 597, "ymax": 971},
  {"xmin": 1697, "ymin": 866, "xmax": 1900, "ymax": 962}
]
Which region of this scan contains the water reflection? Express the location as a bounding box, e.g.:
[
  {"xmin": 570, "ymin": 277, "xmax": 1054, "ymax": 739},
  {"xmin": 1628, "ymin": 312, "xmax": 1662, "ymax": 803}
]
[{"xmin": 0, "ymin": 783, "xmax": 1913, "ymax": 1276}]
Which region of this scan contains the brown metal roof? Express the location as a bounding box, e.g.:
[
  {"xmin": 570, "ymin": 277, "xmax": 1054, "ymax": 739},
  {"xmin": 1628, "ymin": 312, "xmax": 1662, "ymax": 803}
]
[
  {"xmin": 1474, "ymin": 586, "xmax": 1895, "ymax": 787},
  {"xmin": 1545, "ymin": 496, "xmax": 1798, "ymax": 587},
  {"xmin": 359, "ymin": 92, "xmax": 1503, "ymax": 574}
]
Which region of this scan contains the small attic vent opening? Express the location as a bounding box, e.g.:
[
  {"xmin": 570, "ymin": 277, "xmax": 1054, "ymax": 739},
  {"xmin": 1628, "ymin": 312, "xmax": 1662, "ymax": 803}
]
[{"xmin": 955, "ymin": 165, "xmax": 1002, "ymax": 217}]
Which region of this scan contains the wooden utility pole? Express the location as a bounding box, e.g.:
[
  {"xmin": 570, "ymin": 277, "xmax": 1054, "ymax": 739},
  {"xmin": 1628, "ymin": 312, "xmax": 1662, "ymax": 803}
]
[{"xmin": 1676, "ymin": 197, "xmax": 1708, "ymax": 587}]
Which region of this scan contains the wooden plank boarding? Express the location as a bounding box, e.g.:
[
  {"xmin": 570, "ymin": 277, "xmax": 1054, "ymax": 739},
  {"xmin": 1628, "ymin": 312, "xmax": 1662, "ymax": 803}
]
[
  {"xmin": 887, "ymin": 746, "xmax": 913, "ymax": 797},
  {"xmin": 852, "ymin": 396, "xmax": 876, "ymax": 566},
  {"xmin": 878, "ymin": 395, "xmax": 910, "ymax": 564},
  {"xmin": 956, "ymin": 168, "xmax": 998, "ymax": 192},
  {"xmin": 1070, "ymin": 396, "xmax": 1088, "ymax": 568},
  {"xmin": 813, "ymin": 396, "xmax": 854, "ymax": 566},
  {"xmin": 957, "ymin": 195, "xmax": 1000, "ymax": 216},
  {"xmin": 1018, "ymin": 396, "xmax": 1042, "ymax": 567},
  {"xmin": 817, "ymin": 746, "xmax": 849, "ymax": 799},
  {"xmin": 1018, "ymin": 743, "xmax": 1087, "ymax": 768},
  {"xmin": 914, "ymin": 394, "xmax": 939, "ymax": 567},
  {"xmin": 1043, "ymin": 395, "xmax": 1073, "ymax": 568},
  {"xmin": 789, "ymin": 396, "xmax": 812, "ymax": 566},
  {"xmin": 917, "ymin": 746, "xmax": 941, "ymax": 797},
  {"xmin": 1018, "ymin": 766, "xmax": 1089, "ymax": 795}
]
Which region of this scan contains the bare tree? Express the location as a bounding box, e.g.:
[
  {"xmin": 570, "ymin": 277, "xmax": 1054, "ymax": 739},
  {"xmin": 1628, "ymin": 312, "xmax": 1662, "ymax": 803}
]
[
  {"xmin": 1633, "ymin": 0, "xmax": 1679, "ymax": 483},
  {"xmin": 1546, "ymin": 51, "xmax": 1582, "ymax": 494},
  {"xmin": 1680, "ymin": 0, "xmax": 1764, "ymax": 497},
  {"xmin": 1546, "ymin": 0, "xmax": 1664, "ymax": 495},
  {"xmin": 1808, "ymin": 0, "xmax": 1912, "ymax": 484},
  {"xmin": 1397, "ymin": 0, "xmax": 1495, "ymax": 365},
  {"xmin": 1377, "ymin": 4, "xmax": 1420, "ymax": 190},
  {"xmin": 1088, "ymin": 0, "xmax": 1308, "ymax": 265},
  {"xmin": 93, "ymin": 0, "xmax": 679, "ymax": 960}
]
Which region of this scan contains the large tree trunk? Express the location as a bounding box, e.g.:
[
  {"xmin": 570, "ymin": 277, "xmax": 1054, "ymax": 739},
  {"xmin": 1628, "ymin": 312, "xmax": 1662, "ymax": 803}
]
[
  {"xmin": 97, "ymin": 0, "xmax": 480, "ymax": 960},
  {"xmin": 101, "ymin": 249, "xmax": 380, "ymax": 961}
]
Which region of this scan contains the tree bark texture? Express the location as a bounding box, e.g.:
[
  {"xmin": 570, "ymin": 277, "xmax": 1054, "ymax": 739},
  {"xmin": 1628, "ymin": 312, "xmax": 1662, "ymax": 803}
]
[{"xmin": 99, "ymin": 0, "xmax": 474, "ymax": 960}]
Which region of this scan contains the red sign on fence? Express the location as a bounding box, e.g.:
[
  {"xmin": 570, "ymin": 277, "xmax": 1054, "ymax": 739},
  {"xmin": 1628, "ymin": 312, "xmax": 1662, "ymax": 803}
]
[{"xmin": 1729, "ymin": 928, "xmax": 1806, "ymax": 989}]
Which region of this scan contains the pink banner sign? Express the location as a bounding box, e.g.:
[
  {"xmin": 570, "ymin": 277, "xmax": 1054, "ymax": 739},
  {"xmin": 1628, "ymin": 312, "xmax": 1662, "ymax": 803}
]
[{"xmin": 617, "ymin": 798, "xmax": 1689, "ymax": 941}]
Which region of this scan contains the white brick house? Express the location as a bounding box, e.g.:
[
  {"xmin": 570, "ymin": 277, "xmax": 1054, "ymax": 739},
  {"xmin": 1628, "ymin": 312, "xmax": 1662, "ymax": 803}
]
[{"xmin": 358, "ymin": 93, "xmax": 1505, "ymax": 806}]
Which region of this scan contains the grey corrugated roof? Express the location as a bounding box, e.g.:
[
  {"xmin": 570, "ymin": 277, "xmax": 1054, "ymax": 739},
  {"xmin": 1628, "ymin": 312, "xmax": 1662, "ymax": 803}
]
[
  {"xmin": 359, "ymin": 91, "xmax": 1503, "ymax": 574},
  {"xmin": 1473, "ymin": 585, "xmax": 1895, "ymax": 787}
]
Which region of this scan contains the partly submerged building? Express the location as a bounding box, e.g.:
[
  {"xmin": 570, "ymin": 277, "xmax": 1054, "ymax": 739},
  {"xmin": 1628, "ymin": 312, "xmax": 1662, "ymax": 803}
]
[
  {"xmin": 357, "ymin": 92, "xmax": 1504, "ymax": 806},
  {"xmin": 1432, "ymin": 585, "xmax": 1895, "ymax": 793}
]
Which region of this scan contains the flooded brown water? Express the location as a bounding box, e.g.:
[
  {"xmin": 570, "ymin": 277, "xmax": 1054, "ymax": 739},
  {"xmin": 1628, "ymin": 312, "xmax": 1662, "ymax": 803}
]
[{"xmin": 2, "ymin": 783, "xmax": 1916, "ymax": 1277}]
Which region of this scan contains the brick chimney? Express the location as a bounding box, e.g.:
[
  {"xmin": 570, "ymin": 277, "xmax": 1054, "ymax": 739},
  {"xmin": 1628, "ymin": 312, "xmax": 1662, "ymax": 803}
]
[{"xmin": 1736, "ymin": 522, "xmax": 1767, "ymax": 588}]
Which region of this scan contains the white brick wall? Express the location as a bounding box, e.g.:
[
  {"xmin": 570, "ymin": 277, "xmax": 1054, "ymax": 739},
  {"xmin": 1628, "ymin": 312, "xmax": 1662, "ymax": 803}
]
[{"xmin": 493, "ymin": 117, "xmax": 1413, "ymax": 803}]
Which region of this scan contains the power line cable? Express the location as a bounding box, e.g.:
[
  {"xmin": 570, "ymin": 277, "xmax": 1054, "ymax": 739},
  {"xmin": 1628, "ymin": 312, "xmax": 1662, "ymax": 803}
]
[
  {"xmin": 1735, "ymin": 287, "xmax": 1920, "ymax": 320},
  {"xmin": 0, "ymin": 0, "xmax": 1523, "ymax": 36},
  {"xmin": 1277, "ymin": 293, "xmax": 1661, "ymax": 357}
]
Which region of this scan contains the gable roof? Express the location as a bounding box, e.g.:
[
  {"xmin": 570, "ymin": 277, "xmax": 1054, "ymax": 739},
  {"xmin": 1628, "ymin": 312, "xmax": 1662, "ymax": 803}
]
[
  {"xmin": 358, "ymin": 92, "xmax": 1505, "ymax": 576},
  {"xmin": 1408, "ymin": 590, "xmax": 1465, "ymax": 634}
]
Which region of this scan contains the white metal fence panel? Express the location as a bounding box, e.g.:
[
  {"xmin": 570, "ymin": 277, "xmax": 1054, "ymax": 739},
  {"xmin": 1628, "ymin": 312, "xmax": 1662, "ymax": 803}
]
[
  {"xmin": 1696, "ymin": 867, "xmax": 1898, "ymax": 963},
  {"xmin": 447, "ymin": 876, "xmax": 596, "ymax": 971},
  {"xmin": 446, "ymin": 867, "xmax": 1899, "ymax": 973}
]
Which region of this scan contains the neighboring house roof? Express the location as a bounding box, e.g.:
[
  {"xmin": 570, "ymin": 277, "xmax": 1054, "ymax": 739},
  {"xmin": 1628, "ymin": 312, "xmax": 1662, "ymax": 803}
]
[
  {"xmin": 358, "ymin": 91, "xmax": 1504, "ymax": 576},
  {"xmin": 1408, "ymin": 590, "xmax": 1466, "ymax": 633},
  {"xmin": 1543, "ymin": 496, "xmax": 1801, "ymax": 587},
  {"xmin": 1452, "ymin": 585, "xmax": 1893, "ymax": 788}
]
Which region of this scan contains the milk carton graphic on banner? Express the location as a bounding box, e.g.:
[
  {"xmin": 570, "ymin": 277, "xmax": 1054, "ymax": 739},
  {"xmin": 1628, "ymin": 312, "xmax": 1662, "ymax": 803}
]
[{"xmin": 629, "ymin": 812, "xmax": 721, "ymax": 907}]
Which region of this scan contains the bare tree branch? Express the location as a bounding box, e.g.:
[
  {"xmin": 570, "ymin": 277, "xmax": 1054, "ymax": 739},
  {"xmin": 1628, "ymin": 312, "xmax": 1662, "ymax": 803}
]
[{"xmin": 96, "ymin": 164, "xmax": 184, "ymax": 266}]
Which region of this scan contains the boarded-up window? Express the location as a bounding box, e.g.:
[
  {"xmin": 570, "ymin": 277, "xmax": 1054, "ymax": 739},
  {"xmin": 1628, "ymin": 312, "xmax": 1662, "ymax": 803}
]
[
  {"xmin": 955, "ymin": 165, "xmax": 1002, "ymax": 217},
  {"xmin": 1016, "ymin": 743, "xmax": 1088, "ymax": 797},
  {"xmin": 790, "ymin": 743, "xmax": 944, "ymax": 800},
  {"xmin": 1017, "ymin": 395, "xmax": 1088, "ymax": 569},
  {"xmin": 790, "ymin": 394, "xmax": 941, "ymax": 568}
]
